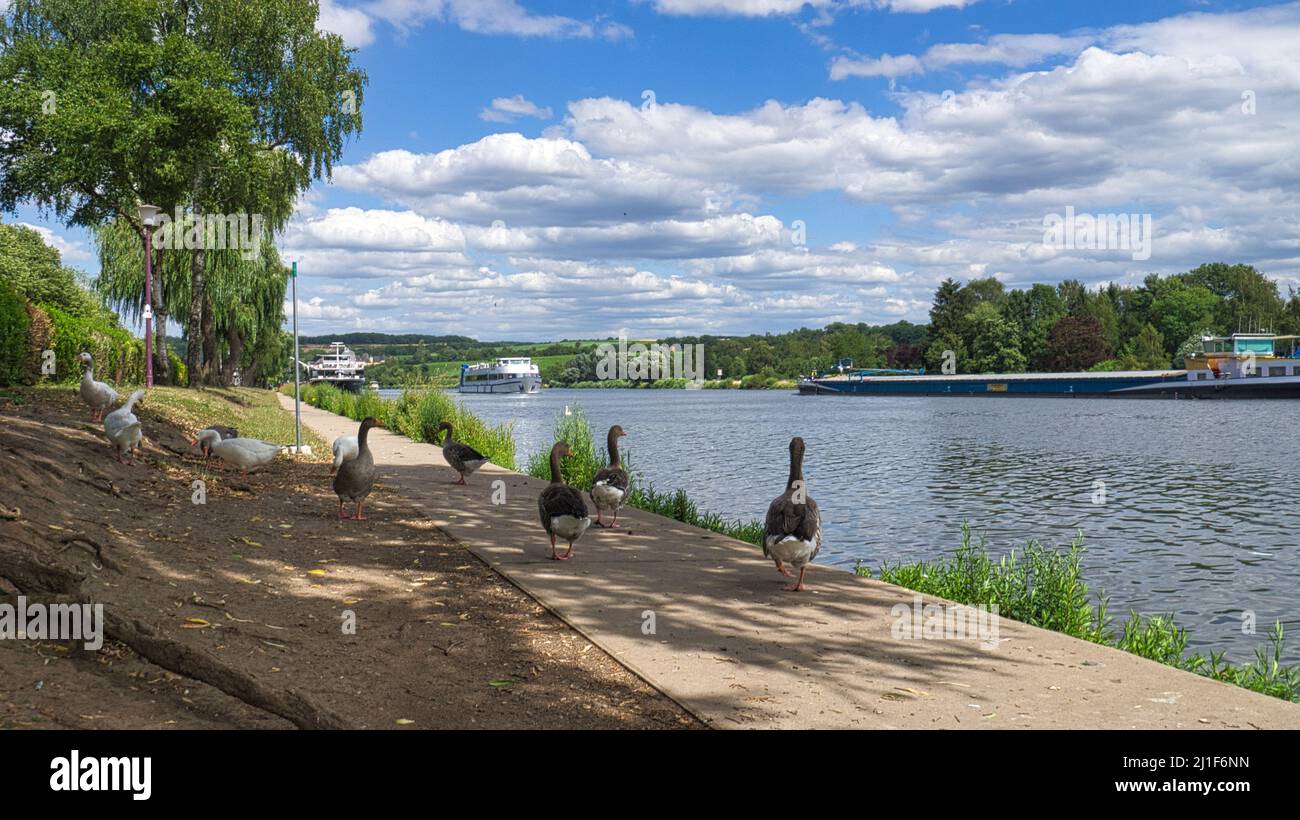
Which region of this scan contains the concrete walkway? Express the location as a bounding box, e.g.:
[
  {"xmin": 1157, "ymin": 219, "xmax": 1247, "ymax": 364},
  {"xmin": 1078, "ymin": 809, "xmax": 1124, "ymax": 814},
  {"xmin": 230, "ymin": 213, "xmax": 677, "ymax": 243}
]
[{"xmin": 282, "ymin": 395, "xmax": 1300, "ymax": 729}]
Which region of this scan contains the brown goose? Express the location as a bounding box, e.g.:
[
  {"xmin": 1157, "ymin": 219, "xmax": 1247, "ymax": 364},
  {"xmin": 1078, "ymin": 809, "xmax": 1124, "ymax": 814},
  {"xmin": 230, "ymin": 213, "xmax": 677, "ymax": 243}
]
[
  {"xmin": 537, "ymin": 441, "xmax": 590, "ymax": 560},
  {"xmin": 590, "ymin": 424, "xmax": 629, "ymax": 527},
  {"xmin": 333, "ymin": 417, "xmax": 382, "ymax": 520},
  {"xmin": 762, "ymin": 436, "xmax": 822, "ymax": 592},
  {"xmin": 436, "ymin": 421, "xmax": 489, "ymax": 484}
]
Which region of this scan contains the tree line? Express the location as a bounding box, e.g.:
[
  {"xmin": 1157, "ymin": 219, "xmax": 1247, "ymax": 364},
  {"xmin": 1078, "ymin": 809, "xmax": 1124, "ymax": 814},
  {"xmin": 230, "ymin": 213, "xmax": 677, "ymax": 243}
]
[{"xmin": 926, "ymin": 263, "xmax": 1300, "ymax": 374}]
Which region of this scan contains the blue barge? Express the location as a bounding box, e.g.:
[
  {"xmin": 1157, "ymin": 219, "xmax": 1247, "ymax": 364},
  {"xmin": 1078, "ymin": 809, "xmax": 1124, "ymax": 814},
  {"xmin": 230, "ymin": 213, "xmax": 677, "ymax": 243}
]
[{"xmin": 799, "ymin": 334, "xmax": 1300, "ymax": 399}]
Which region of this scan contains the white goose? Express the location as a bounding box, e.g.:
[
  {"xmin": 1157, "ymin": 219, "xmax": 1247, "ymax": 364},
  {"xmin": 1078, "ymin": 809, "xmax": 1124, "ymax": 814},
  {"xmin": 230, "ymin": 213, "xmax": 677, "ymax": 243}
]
[
  {"xmin": 104, "ymin": 390, "xmax": 145, "ymax": 464},
  {"xmin": 78, "ymin": 352, "xmax": 118, "ymax": 422},
  {"xmin": 331, "ymin": 434, "xmax": 359, "ymax": 476},
  {"xmin": 194, "ymin": 429, "xmax": 286, "ymax": 478}
]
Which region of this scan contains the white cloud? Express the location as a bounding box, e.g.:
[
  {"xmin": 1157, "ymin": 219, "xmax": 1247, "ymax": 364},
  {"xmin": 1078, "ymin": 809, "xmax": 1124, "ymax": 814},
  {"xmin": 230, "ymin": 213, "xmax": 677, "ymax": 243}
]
[
  {"xmin": 317, "ymin": 0, "xmax": 376, "ymax": 47},
  {"xmin": 650, "ymin": 0, "xmax": 977, "ymax": 16},
  {"xmin": 480, "ymin": 95, "xmax": 554, "ymax": 123},
  {"xmin": 20, "ymin": 222, "xmax": 94, "ymax": 265},
  {"xmin": 333, "ymin": 134, "xmax": 739, "ymax": 227},
  {"xmin": 363, "ymin": 0, "xmax": 632, "ymax": 40},
  {"xmin": 286, "ymin": 3, "xmax": 1300, "ymax": 337}
]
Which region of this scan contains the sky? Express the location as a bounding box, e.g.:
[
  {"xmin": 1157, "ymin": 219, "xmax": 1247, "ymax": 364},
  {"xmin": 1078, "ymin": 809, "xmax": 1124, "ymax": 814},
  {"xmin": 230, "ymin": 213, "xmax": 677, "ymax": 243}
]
[{"xmin": 13, "ymin": 0, "xmax": 1300, "ymax": 340}]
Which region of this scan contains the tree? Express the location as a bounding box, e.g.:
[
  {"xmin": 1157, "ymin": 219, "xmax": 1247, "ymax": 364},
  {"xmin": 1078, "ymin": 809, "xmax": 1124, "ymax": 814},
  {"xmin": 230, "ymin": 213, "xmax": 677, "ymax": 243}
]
[
  {"xmin": 0, "ymin": 0, "xmax": 366, "ymax": 385},
  {"xmin": 928, "ymin": 278, "xmax": 970, "ymax": 340},
  {"xmin": 1044, "ymin": 315, "xmax": 1109, "ymax": 371},
  {"xmin": 1057, "ymin": 279, "xmax": 1088, "ymax": 315},
  {"xmin": 0, "ymin": 222, "xmax": 101, "ymax": 317},
  {"xmin": 1119, "ymin": 323, "xmax": 1169, "ymax": 370},
  {"xmin": 1003, "ymin": 284, "xmax": 1065, "ymax": 368},
  {"xmin": 1148, "ymin": 278, "xmax": 1218, "ymax": 357},
  {"xmin": 1182, "ymin": 262, "xmax": 1283, "ymax": 334},
  {"xmin": 963, "ymin": 302, "xmax": 1026, "ymax": 373}
]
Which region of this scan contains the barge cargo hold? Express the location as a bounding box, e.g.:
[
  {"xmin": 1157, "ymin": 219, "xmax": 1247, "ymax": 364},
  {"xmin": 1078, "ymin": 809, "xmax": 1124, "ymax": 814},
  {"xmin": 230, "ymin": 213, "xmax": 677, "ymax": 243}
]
[
  {"xmin": 799, "ymin": 333, "xmax": 1300, "ymax": 399},
  {"xmin": 798, "ymin": 369, "xmax": 1191, "ymax": 397}
]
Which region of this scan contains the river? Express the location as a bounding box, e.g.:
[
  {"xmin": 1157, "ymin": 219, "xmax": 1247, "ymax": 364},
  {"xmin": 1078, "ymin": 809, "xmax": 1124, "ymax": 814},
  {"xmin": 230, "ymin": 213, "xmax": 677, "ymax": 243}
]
[{"xmin": 382, "ymin": 387, "xmax": 1300, "ymax": 662}]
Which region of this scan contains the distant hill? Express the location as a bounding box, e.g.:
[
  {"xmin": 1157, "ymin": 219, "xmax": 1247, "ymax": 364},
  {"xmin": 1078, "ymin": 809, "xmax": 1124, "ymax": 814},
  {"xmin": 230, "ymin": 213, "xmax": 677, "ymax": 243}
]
[{"xmin": 298, "ymin": 333, "xmax": 481, "ymax": 346}]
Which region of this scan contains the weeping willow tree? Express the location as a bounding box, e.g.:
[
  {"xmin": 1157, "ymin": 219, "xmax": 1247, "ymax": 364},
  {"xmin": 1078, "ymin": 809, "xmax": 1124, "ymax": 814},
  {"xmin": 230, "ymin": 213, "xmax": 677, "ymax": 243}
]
[
  {"xmin": 94, "ymin": 221, "xmax": 187, "ymax": 383},
  {"xmin": 96, "ymin": 219, "xmax": 289, "ymax": 387}
]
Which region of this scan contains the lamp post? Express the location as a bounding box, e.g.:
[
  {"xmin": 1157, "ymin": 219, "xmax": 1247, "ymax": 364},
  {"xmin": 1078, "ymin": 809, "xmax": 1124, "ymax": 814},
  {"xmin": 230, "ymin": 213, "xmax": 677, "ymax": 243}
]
[
  {"xmin": 292, "ymin": 259, "xmax": 301, "ymax": 452},
  {"xmin": 138, "ymin": 204, "xmax": 160, "ymax": 388}
]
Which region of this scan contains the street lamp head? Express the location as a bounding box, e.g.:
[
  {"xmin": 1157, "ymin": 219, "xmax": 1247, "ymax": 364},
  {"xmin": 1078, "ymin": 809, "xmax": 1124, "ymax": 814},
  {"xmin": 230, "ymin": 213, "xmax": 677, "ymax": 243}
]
[{"xmin": 138, "ymin": 203, "xmax": 160, "ymax": 227}]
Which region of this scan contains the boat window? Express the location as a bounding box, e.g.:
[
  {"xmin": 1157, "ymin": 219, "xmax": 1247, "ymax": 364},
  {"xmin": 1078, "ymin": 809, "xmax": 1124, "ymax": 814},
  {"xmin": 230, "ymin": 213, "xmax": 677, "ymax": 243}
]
[{"xmin": 1268, "ymin": 366, "xmax": 1287, "ymax": 377}]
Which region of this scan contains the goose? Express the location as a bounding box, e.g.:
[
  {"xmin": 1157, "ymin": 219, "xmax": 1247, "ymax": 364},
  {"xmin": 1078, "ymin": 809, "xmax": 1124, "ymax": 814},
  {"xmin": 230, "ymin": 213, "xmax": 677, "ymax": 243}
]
[
  {"xmin": 538, "ymin": 441, "xmax": 590, "ymax": 561},
  {"xmin": 333, "ymin": 417, "xmax": 381, "ymax": 520},
  {"xmin": 436, "ymin": 421, "xmax": 489, "ymax": 484},
  {"xmin": 103, "ymin": 390, "xmax": 145, "ymax": 464},
  {"xmin": 194, "ymin": 430, "xmax": 286, "ymax": 478},
  {"xmin": 194, "ymin": 425, "xmax": 239, "ymax": 459},
  {"xmin": 762, "ymin": 436, "xmax": 822, "ymax": 592},
  {"xmin": 590, "ymin": 424, "xmax": 629, "ymax": 527},
  {"xmin": 77, "ymin": 352, "xmax": 118, "ymax": 422},
  {"xmin": 331, "ymin": 434, "xmax": 358, "ymax": 476}
]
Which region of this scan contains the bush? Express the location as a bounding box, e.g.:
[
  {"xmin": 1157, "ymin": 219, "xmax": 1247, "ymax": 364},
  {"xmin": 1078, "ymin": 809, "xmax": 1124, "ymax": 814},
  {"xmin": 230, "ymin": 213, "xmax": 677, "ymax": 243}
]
[
  {"xmin": 526, "ymin": 403, "xmax": 602, "ymax": 487},
  {"xmin": 44, "ymin": 305, "xmax": 145, "ymax": 385},
  {"xmin": 0, "ymin": 279, "xmax": 30, "ymax": 386}
]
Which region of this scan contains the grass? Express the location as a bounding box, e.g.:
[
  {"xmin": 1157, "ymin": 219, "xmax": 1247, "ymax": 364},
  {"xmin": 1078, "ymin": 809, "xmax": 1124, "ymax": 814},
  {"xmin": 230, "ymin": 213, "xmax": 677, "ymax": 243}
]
[
  {"xmin": 854, "ymin": 523, "xmax": 1300, "ymax": 703},
  {"xmin": 286, "ymin": 382, "xmax": 516, "ymax": 471},
  {"xmin": 18, "ymin": 384, "xmax": 330, "ymax": 454}
]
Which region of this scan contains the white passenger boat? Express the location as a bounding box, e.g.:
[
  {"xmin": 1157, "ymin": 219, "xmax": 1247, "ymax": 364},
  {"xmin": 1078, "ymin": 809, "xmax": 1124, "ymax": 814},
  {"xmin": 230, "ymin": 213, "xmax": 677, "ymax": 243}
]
[
  {"xmin": 302, "ymin": 342, "xmax": 375, "ymax": 392},
  {"xmin": 458, "ymin": 357, "xmax": 541, "ymax": 394}
]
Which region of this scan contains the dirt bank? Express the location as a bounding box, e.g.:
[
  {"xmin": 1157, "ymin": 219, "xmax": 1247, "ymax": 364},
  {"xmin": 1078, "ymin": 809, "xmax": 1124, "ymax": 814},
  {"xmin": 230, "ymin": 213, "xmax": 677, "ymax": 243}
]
[{"xmin": 0, "ymin": 389, "xmax": 696, "ymax": 729}]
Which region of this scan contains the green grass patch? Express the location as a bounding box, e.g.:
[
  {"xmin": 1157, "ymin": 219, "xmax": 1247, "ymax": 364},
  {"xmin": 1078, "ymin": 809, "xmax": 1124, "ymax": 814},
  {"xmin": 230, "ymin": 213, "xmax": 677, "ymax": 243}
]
[
  {"xmin": 855, "ymin": 523, "xmax": 1300, "ymax": 703},
  {"xmin": 286, "ymin": 382, "xmax": 516, "ymax": 470}
]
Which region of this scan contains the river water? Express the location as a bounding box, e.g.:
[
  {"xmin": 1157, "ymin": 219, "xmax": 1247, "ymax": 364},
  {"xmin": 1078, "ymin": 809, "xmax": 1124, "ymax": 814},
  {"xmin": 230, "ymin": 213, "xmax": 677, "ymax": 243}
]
[{"xmin": 383, "ymin": 387, "xmax": 1300, "ymax": 662}]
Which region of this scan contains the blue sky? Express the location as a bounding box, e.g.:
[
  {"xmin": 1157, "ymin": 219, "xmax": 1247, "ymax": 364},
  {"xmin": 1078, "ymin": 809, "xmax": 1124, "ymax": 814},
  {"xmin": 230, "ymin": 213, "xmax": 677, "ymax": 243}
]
[{"xmin": 14, "ymin": 0, "xmax": 1300, "ymax": 339}]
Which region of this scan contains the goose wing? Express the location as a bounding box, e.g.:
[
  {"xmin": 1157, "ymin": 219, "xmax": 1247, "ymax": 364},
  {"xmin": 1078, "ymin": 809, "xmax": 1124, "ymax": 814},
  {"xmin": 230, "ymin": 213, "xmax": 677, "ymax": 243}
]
[
  {"xmin": 592, "ymin": 465, "xmax": 629, "ymax": 491},
  {"xmin": 538, "ymin": 484, "xmax": 588, "ymax": 531},
  {"xmin": 448, "ymin": 441, "xmax": 487, "ymax": 464},
  {"xmin": 763, "ymin": 492, "xmax": 820, "ymax": 559}
]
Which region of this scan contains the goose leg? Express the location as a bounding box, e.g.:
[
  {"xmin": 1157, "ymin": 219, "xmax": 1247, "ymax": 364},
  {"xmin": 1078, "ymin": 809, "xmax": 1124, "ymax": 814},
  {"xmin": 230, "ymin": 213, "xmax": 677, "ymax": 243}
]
[
  {"xmin": 560, "ymin": 541, "xmax": 575, "ymax": 560},
  {"xmin": 783, "ymin": 566, "xmax": 808, "ymax": 592},
  {"xmin": 338, "ymin": 499, "xmax": 350, "ymax": 519},
  {"xmin": 594, "ymin": 509, "xmax": 605, "ymax": 527},
  {"xmin": 774, "ymin": 559, "xmax": 794, "ymax": 578},
  {"xmin": 455, "ymin": 474, "xmax": 466, "ymax": 485},
  {"xmin": 611, "ymin": 509, "xmax": 620, "ymax": 527},
  {"xmin": 354, "ymin": 499, "xmax": 367, "ymax": 521},
  {"xmin": 548, "ymin": 533, "xmax": 561, "ymax": 560}
]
